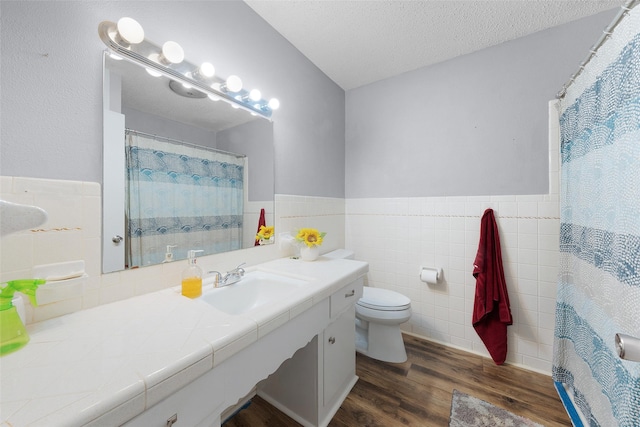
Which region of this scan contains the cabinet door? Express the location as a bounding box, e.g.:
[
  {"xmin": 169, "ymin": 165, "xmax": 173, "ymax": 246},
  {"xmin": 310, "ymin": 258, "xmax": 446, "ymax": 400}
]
[{"xmin": 323, "ymin": 306, "xmax": 356, "ymax": 406}]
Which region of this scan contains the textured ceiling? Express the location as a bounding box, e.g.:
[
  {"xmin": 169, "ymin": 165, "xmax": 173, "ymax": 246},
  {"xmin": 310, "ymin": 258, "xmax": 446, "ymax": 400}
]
[{"xmin": 245, "ymin": 0, "xmax": 622, "ymax": 90}]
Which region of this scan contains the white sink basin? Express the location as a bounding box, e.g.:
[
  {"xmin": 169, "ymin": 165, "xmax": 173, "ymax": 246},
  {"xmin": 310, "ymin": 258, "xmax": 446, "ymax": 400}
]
[{"xmin": 199, "ymin": 271, "xmax": 310, "ymax": 315}]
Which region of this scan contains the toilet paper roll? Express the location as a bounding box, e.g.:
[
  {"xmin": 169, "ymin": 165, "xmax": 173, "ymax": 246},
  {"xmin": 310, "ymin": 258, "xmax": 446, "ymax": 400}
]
[{"xmin": 420, "ymin": 267, "xmax": 441, "ymax": 284}]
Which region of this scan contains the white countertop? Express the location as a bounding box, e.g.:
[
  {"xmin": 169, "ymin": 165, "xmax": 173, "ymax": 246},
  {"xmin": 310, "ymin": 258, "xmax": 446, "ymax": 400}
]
[{"xmin": 0, "ymin": 256, "xmax": 368, "ymax": 427}]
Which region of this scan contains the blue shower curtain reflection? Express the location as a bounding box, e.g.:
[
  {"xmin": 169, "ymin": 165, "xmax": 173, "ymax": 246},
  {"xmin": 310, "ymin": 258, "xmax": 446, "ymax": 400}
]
[{"xmin": 126, "ymin": 132, "xmax": 244, "ymax": 268}]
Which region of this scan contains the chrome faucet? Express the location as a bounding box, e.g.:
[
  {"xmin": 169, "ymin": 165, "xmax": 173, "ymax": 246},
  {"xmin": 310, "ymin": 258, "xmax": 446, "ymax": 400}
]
[{"xmin": 208, "ymin": 263, "xmax": 246, "ymax": 288}]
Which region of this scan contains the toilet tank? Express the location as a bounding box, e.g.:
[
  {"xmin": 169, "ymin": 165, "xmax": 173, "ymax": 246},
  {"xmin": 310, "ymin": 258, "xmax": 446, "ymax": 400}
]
[{"xmin": 324, "ymin": 249, "xmax": 355, "ymax": 260}]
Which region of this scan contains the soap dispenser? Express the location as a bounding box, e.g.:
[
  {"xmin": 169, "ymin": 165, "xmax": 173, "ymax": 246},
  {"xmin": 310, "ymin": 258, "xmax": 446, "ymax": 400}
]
[
  {"xmin": 182, "ymin": 250, "xmax": 204, "ymax": 298},
  {"xmin": 0, "ymin": 279, "xmax": 46, "ymax": 356},
  {"xmin": 163, "ymin": 245, "xmax": 177, "ymax": 263}
]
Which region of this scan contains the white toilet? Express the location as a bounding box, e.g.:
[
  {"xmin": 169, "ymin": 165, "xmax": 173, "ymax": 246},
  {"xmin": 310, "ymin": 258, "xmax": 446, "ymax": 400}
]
[
  {"xmin": 355, "ymin": 287, "xmax": 411, "ymax": 363},
  {"xmin": 325, "ymin": 249, "xmax": 412, "ymax": 363}
]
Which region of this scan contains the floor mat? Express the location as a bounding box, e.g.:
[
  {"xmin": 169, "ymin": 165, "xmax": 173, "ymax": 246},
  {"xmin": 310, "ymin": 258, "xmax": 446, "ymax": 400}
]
[{"xmin": 449, "ymin": 389, "xmax": 543, "ymax": 427}]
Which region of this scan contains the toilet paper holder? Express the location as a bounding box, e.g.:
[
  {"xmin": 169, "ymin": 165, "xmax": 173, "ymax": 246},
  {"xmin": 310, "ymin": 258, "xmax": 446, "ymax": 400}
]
[{"xmin": 419, "ymin": 267, "xmax": 443, "ymax": 284}]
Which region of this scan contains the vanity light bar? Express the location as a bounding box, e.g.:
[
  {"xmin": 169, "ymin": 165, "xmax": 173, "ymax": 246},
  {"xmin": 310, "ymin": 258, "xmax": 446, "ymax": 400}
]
[{"xmin": 98, "ymin": 18, "xmax": 279, "ymax": 119}]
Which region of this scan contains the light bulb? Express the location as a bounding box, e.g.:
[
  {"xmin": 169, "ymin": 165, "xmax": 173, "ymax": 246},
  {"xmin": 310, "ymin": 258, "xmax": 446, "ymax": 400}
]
[
  {"xmin": 224, "ymin": 75, "xmax": 243, "ymax": 92},
  {"xmin": 268, "ymin": 98, "xmax": 280, "ymax": 110},
  {"xmin": 249, "ymin": 89, "xmax": 261, "ymax": 101},
  {"xmin": 146, "ymin": 68, "xmax": 162, "ymax": 77},
  {"xmin": 160, "ymin": 41, "xmax": 184, "ymax": 64},
  {"xmin": 199, "ymin": 62, "xmax": 215, "ymax": 78},
  {"xmin": 147, "ymin": 53, "xmax": 166, "ymax": 73},
  {"xmin": 116, "ymin": 17, "xmax": 144, "ymax": 45}
]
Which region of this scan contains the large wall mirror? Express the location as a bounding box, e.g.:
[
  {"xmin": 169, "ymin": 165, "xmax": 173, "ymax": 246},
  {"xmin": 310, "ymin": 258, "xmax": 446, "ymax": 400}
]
[{"xmin": 102, "ymin": 51, "xmax": 275, "ymax": 273}]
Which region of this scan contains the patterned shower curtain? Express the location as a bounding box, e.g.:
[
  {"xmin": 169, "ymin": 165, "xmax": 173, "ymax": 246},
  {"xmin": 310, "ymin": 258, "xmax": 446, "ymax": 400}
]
[
  {"xmin": 126, "ymin": 132, "xmax": 244, "ymax": 268},
  {"xmin": 553, "ymin": 6, "xmax": 640, "ymax": 426}
]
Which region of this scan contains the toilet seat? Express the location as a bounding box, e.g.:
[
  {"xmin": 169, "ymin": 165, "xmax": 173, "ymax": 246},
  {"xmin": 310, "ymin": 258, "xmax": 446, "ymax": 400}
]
[
  {"xmin": 356, "ymin": 304, "xmax": 412, "ymax": 324},
  {"xmin": 357, "ymin": 287, "xmax": 411, "ymax": 311}
]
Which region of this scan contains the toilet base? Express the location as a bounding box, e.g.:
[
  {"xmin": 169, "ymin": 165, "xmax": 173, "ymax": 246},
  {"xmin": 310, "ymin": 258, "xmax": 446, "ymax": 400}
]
[{"xmin": 355, "ymin": 321, "xmax": 407, "ymax": 363}]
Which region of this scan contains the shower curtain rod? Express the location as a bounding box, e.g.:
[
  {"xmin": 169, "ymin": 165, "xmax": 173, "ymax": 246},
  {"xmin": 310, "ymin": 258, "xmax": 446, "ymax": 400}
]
[
  {"xmin": 125, "ymin": 128, "xmax": 246, "ymax": 159},
  {"xmin": 556, "ymin": 0, "xmax": 639, "ymax": 99}
]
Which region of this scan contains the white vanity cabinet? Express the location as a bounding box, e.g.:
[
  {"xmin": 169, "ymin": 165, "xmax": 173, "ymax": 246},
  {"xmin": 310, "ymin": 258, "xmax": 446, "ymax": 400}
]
[
  {"xmin": 120, "ymin": 277, "xmax": 363, "ymax": 427},
  {"xmin": 258, "ymin": 277, "xmax": 363, "ymax": 427},
  {"xmin": 123, "ymin": 297, "xmax": 331, "ymax": 427},
  {"xmin": 0, "ymin": 258, "xmax": 370, "ymax": 427}
]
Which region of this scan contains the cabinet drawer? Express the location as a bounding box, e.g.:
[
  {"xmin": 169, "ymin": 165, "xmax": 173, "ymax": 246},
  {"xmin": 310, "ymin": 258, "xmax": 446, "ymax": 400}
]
[
  {"xmin": 123, "ymin": 368, "xmax": 224, "ymax": 427},
  {"xmin": 330, "ymin": 277, "xmax": 363, "ymax": 318}
]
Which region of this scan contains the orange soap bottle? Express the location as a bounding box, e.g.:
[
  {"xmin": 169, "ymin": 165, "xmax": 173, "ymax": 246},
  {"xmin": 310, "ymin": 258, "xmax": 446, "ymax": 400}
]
[{"xmin": 181, "ymin": 250, "xmax": 204, "ymax": 298}]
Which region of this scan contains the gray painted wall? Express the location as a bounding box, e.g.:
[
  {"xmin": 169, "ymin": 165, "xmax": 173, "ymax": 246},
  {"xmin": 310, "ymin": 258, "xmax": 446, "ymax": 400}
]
[
  {"xmin": 123, "ymin": 107, "xmax": 218, "ymax": 148},
  {"xmin": 0, "ymin": 0, "xmax": 345, "ymax": 198},
  {"xmin": 345, "ymin": 10, "xmax": 616, "ymax": 198},
  {"xmin": 218, "ymin": 119, "xmax": 275, "ymax": 202}
]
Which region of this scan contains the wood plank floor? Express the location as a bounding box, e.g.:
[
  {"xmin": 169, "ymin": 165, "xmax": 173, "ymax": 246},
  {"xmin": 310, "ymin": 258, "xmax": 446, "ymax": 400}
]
[{"xmin": 224, "ymin": 334, "xmax": 571, "ymax": 426}]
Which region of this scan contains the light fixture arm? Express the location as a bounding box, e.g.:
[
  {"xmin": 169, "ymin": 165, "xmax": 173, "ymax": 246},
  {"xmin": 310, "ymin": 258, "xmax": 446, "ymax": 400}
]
[{"xmin": 98, "ymin": 20, "xmax": 275, "ymax": 119}]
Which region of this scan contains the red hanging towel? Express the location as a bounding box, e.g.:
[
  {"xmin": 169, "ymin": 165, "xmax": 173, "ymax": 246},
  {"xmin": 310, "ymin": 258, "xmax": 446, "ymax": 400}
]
[
  {"xmin": 472, "ymin": 208, "xmax": 512, "ymax": 365},
  {"xmin": 255, "ymin": 208, "xmax": 266, "ymax": 246}
]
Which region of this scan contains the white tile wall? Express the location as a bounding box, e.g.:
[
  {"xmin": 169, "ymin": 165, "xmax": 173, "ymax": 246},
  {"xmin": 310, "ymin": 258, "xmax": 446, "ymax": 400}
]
[
  {"xmin": 275, "ymin": 194, "xmax": 346, "ymax": 255},
  {"xmin": 0, "ymin": 177, "xmax": 100, "ymax": 281},
  {"xmin": 345, "ymin": 194, "xmax": 559, "ymax": 373}
]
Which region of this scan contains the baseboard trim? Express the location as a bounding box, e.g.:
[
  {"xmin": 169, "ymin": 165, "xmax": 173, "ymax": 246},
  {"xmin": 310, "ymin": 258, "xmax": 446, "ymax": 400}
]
[{"xmin": 401, "ymin": 331, "xmax": 552, "ymax": 377}]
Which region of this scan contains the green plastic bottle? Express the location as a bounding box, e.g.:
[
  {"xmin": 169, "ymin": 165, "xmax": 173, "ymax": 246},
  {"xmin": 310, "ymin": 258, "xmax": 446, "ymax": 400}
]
[{"xmin": 0, "ymin": 279, "xmax": 46, "ymax": 356}]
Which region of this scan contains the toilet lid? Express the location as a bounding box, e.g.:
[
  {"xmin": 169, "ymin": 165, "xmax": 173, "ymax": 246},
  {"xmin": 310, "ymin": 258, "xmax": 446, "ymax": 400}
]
[{"xmin": 358, "ymin": 287, "xmax": 411, "ymax": 311}]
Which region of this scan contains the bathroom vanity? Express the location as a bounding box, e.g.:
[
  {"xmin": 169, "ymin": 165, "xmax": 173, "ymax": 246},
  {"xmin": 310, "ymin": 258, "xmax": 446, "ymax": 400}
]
[
  {"xmin": 258, "ymin": 282, "xmax": 362, "ymax": 426},
  {"xmin": 0, "ymin": 256, "xmax": 367, "ymax": 427}
]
